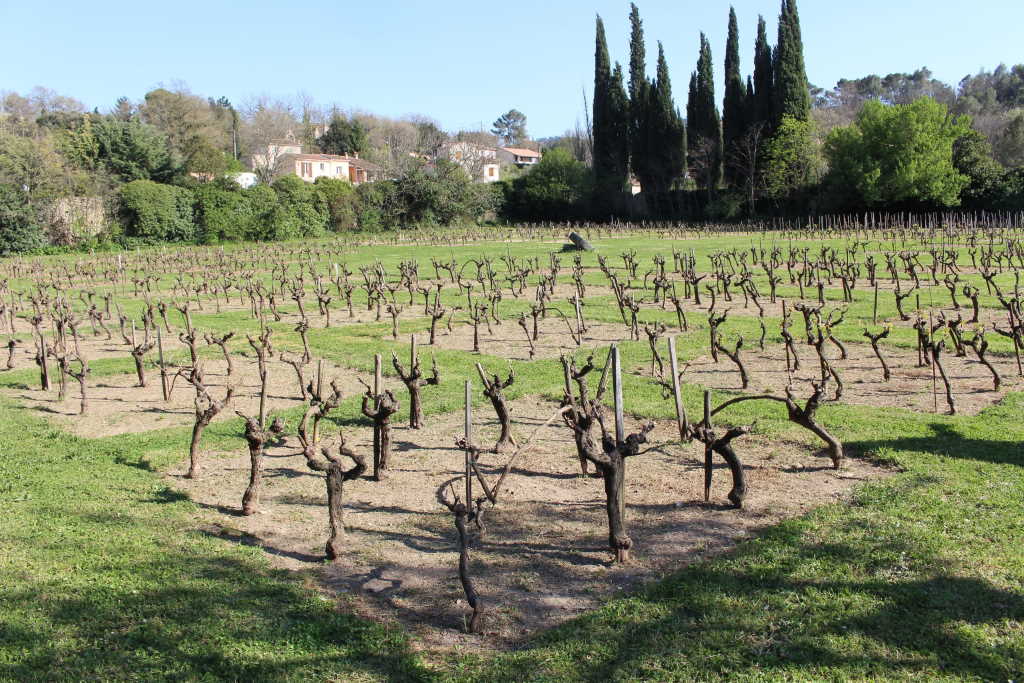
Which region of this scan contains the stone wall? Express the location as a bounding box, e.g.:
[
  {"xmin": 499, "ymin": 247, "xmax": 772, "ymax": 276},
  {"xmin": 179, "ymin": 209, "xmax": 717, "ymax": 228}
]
[{"xmin": 42, "ymin": 197, "xmax": 107, "ymax": 245}]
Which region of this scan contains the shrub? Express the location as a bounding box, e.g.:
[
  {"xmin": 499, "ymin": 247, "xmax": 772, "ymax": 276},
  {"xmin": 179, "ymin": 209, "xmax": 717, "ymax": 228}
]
[
  {"xmin": 356, "ymin": 180, "xmax": 398, "ymax": 231},
  {"xmin": 270, "ymin": 175, "xmax": 329, "ymax": 239},
  {"xmin": 193, "ymin": 184, "xmax": 253, "ymax": 243},
  {"xmin": 314, "ymin": 177, "xmax": 360, "ymax": 231},
  {"xmin": 502, "ymin": 148, "xmax": 592, "ymax": 221},
  {"xmin": 0, "ymin": 185, "xmax": 46, "ymax": 254},
  {"xmin": 117, "ymin": 180, "xmax": 195, "ymax": 243}
]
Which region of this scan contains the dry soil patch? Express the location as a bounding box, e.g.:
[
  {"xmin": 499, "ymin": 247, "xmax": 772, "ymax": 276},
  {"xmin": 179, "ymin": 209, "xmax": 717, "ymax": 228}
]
[{"xmin": 171, "ymin": 397, "xmax": 890, "ymax": 650}]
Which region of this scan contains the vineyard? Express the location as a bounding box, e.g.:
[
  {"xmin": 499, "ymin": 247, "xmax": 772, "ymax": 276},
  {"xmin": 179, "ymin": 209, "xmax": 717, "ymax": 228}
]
[{"xmin": 1, "ymin": 221, "xmax": 1023, "ymax": 680}]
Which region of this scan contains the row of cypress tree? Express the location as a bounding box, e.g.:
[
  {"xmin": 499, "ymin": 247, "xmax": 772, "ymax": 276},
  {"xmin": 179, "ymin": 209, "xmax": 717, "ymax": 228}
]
[{"xmin": 592, "ymin": 1, "xmax": 811, "ymax": 214}]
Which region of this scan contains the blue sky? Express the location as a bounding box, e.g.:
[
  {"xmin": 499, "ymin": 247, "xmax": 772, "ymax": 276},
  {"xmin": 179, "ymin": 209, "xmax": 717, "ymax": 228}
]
[{"xmin": 2, "ymin": 1, "xmax": 1022, "ymax": 137}]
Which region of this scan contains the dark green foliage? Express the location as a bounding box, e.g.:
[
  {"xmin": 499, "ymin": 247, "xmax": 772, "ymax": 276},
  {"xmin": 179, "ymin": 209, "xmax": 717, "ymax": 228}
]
[
  {"xmin": 989, "ymin": 167, "xmax": 1024, "ymax": 209},
  {"xmin": 592, "ymin": 16, "xmax": 630, "ymax": 214},
  {"xmin": 267, "ymin": 175, "xmax": 329, "ymax": 240},
  {"xmin": 644, "ymin": 44, "xmax": 687, "ymax": 197},
  {"xmin": 0, "ymin": 185, "xmax": 45, "ymax": 254},
  {"xmin": 688, "ymin": 33, "xmax": 722, "ymax": 195},
  {"xmin": 395, "ymin": 161, "xmax": 471, "ymax": 226},
  {"xmin": 343, "ymin": 161, "xmax": 496, "ymax": 231},
  {"xmin": 751, "ymin": 15, "xmax": 774, "ymax": 131},
  {"xmin": 314, "ymin": 176, "xmax": 360, "ymax": 231},
  {"xmin": 491, "ymin": 110, "xmax": 528, "ymax": 147},
  {"xmin": 954, "ymin": 129, "xmax": 1006, "ymax": 208},
  {"xmin": 627, "ymin": 3, "xmax": 649, "ymax": 183},
  {"xmin": 503, "ymin": 148, "xmax": 593, "ymax": 221},
  {"xmin": 317, "ymin": 115, "xmax": 368, "ymax": 157},
  {"xmin": 722, "ymin": 7, "xmax": 747, "ymax": 187},
  {"xmin": 773, "ymin": 0, "xmax": 811, "ymax": 127},
  {"xmin": 117, "ymin": 179, "xmax": 195, "ymax": 243},
  {"xmin": 355, "ymin": 180, "xmax": 398, "ymax": 232},
  {"xmin": 821, "ymin": 68, "xmax": 956, "ymax": 109},
  {"xmin": 192, "ymin": 183, "xmax": 254, "ymax": 243},
  {"xmin": 92, "ymin": 117, "xmax": 180, "ymax": 183},
  {"xmin": 955, "ymin": 63, "xmax": 1024, "ymax": 116},
  {"xmin": 629, "ymin": 9, "xmax": 685, "ymax": 204}
]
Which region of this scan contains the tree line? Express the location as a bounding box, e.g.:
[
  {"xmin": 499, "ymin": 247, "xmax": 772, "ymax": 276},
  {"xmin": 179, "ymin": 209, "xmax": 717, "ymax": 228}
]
[
  {"xmin": 0, "ymin": 86, "xmax": 557, "ymax": 252},
  {"xmin": 588, "ymin": 1, "xmax": 1024, "ymax": 221}
]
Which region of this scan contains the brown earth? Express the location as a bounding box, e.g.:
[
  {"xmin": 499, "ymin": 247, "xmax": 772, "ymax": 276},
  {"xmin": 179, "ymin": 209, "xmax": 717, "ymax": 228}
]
[
  {"xmin": 170, "ymin": 397, "xmax": 891, "ymax": 651},
  {"xmin": 676, "ymin": 339, "xmax": 1020, "ymax": 416},
  {"xmin": 427, "ymin": 317, "xmax": 631, "ymax": 360},
  {"xmin": 4, "ymin": 356, "xmax": 380, "ymax": 438}
]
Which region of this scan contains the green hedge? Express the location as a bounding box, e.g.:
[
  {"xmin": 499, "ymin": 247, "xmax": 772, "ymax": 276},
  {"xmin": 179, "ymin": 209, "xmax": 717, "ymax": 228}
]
[
  {"xmin": 118, "ymin": 180, "xmax": 195, "ymax": 243},
  {"xmin": 111, "ymin": 161, "xmax": 507, "ymax": 246}
]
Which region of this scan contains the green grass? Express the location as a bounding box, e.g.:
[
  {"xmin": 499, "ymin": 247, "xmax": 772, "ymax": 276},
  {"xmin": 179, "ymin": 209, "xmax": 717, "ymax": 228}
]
[{"xmin": 2, "ymin": 231, "xmax": 1023, "ymax": 681}]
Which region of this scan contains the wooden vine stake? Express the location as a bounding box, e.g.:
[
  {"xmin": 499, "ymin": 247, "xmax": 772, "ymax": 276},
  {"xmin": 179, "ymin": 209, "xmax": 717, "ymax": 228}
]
[
  {"xmin": 438, "ymin": 377, "xmax": 483, "ymax": 633},
  {"xmin": 872, "ymin": 281, "xmax": 879, "ymax": 325},
  {"xmin": 156, "ymin": 324, "xmax": 169, "ymax": 401},
  {"xmin": 611, "ymin": 345, "xmax": 624, "ymax": 444},
  {"xmin": 361, "ymin": 352, "xmax": 398, "ymax": 481},
  {"xmin": 929, "ymin": 309, "xmax": 938, "ymax": 413},
  {"xmin": 667, "ymin": 336, "xmax": 688, "ymax": 442},
  {"xmin": 464, "ymin": 379, "xmax": 472, "ymax": 512},
  {"xmin": 703, "ymin": 390, "xmax": 713, "ymax": 502}
]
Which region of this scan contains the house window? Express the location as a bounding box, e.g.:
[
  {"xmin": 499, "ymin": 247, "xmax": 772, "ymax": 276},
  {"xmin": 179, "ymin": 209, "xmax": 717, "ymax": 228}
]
[
  {"xmin": 320, "ymin": 163, "xmax": 325, "ymax": 170},
  {"xmin": 488, "ymin": 167, "xmax": 495, "ymax": 177},
  {"xmin": 336, "ymin": 166, "xmax": 343, "ymax": 175},
  {"xmin": 301, "ymin": 162, "xmax": 312, "ymax": 177}
]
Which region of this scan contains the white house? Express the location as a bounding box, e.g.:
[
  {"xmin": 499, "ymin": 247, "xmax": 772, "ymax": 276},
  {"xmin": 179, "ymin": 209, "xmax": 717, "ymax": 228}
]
[
  {"xmin": 280, "ymin": 153, "xmax": 380, "ymax": 184},
  {"xmin": 439, "ymin": 141, "xmax": 501, "ymax": 183},
  {"xmin": 499, "ymin": 147, "xmax": 542, "ymax": 167}
]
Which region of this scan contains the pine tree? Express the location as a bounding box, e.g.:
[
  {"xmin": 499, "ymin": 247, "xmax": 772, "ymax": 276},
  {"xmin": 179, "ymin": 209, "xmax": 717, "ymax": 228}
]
[
  {"xmin": 773, "ymin": 0, "xmax": 811, "ymax": 127},
  {"xmin": 690, "ymin": 33, "xmax": 722, "ymax": 195},
  {"xmin": 752, "ymin": 15, "xmax": 774, "ymax": 132},
  {"xmin": 592, "ymin": 16, "xmax": 629, "ymax": 215},
  {"xmin": 722, "ymin": 6, "xmax": 747, "ymax": 186}
]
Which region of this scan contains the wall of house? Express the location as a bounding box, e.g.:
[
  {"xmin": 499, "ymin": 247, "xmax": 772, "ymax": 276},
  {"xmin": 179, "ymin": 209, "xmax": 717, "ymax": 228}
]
[{"xmin": 294, "ymin": 159, "xmax": 350, "ymax": 182}]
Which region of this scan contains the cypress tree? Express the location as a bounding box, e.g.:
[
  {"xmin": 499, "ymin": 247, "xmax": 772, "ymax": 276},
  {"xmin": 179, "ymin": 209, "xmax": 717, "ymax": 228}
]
[
  {"xmin": 773, "ymin": 0, "xmax": 811, "ymax": 126},
  {"xmin": 722, "ymin": 6, "xmax": 747, "ymax": 186},
  {"xmin": 752, "ymin": 15, "xmax": 774, "ymax": 132},
  {"xmin": 609, "ymin": 63, "xmax": 630, "ymax": 186},
  {"xmin": 628, "ymin": 3, "xmax": 651, "ymax": 191},
  {"xmin": 647, "ymin": 43, "xmax": 686, "ymax": 197},
  {"xmin": 691, "ymin": 33, "xmax": 722, "ymax": 195},
  {"xmin": 592, "ymin": 16, "xmax": 628, "ymax": 214},
  {"xmin": 686, "ymin": 71, "xmax": 698, "ymax": 148}
]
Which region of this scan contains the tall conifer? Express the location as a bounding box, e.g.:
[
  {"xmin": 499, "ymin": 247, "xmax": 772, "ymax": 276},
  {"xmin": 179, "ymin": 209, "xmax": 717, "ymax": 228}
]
[
  {"xmin": 752, "ymin": 15, "xmax": 774, "ymax": 131},
  {"xmin": 722, "ymin": 7, "xmax": 747, "ymax": 186},
  {"xmin": 592, "ymin": 16, "xmax": 628, "ymax": 214},
  {"xmin": 690, "ymin": 33, "xmax": 722, "ymax": 194},
  {"xmin": 647, "ymin": 43, "xmax": 686, "ymax": 196},
  {"xmin": 628, "ymin": 4, "xmax": 651, "ymax": 190},
  {"xmin": 773, "ymin": 0, "xmax": 811, "ymax": 126}
]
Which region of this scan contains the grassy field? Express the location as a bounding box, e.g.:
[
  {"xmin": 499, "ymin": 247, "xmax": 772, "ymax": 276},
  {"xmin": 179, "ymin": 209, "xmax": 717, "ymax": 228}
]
[{"xmin": 1, "ymin": 231, "xmax": 1022, "ymax": 681}]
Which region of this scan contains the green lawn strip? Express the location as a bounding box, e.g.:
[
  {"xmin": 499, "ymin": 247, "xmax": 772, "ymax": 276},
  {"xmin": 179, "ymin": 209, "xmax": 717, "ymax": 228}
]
[
  {"xmin": 4, "ymin": 234, "xmax": 1024, "ymax": 680},
  {"xmin": 448, "ymin": 395, "xmax": 1024, "ymax": 681},
  {"xmin": 0, "ymin": 396, "xmax": 433, "ymax": 682}
]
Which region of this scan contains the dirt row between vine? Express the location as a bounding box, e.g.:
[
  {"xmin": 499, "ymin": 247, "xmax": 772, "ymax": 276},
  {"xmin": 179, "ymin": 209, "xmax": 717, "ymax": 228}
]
[{"xmin": 169, "ymin": 396, "xmax": 892, "ymax": 651}]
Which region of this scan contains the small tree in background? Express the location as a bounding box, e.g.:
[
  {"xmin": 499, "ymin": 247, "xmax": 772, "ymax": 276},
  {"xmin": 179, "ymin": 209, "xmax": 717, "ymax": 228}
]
[
  {"xmin": 503, "ymin": 148, "xmax": 592, "ymax": 221},
  {"xmin": 491, "ymin": 109, "xmax": 528, "ymax": 147},
  {"xmin": 318, "ymin": 115, "xmax": 368, "ymax": 157},
  {"xmin": 824, "ymin": 98, "xmax": 971, "ymax": 208},
  {"xmin": 762, "ymin": 115, "xmax": 822, "ymax": 202}
]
